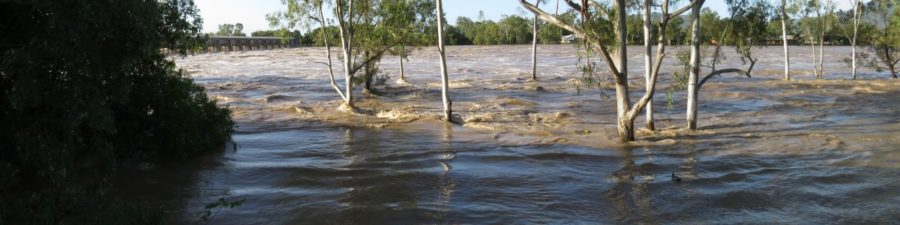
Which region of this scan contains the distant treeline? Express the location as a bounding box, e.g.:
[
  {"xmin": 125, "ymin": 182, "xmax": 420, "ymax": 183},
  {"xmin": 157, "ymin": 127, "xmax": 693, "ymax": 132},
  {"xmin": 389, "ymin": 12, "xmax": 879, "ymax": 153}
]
[{"xmin": 244, "ymin": 6, "xmax": 888, "ymax": 47}]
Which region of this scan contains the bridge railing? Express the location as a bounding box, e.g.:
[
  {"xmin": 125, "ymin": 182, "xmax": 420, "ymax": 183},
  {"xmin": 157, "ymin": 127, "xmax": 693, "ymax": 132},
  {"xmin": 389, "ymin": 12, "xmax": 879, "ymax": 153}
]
[
  {"xmin": 160, "ymin": 36, "xmax": 304, "ymax": 54},
  {"xmin": 201, "ymin": 36, "xmax": 299, "ymax": 53}
]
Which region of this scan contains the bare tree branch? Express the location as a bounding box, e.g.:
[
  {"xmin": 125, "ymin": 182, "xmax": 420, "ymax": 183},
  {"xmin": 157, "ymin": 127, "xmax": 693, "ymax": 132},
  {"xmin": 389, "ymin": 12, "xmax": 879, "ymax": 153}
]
[
  {"xmin": 697, "ymin": 69, "xmax": 751, "ymax": 91},
  {"xmin": 520, "ymin": 0, "xmax": 621, "ymax": 78},
  {"xmin": 670, "ymin": 0, "xmax": 701, "ymax": 18}
]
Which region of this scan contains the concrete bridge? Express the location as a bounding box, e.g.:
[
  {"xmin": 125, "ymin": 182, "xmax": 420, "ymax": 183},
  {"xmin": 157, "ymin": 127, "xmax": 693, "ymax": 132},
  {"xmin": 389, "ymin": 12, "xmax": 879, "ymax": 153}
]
[{"xmin": 202, "ymin": 36, "xmax": 300, "ymax": 52}]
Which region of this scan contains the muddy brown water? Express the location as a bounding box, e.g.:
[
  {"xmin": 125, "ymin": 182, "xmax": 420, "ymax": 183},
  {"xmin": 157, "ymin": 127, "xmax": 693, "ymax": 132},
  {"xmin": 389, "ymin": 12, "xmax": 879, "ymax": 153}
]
[{"xmin": 121, "ymin": 45, "xmax": 900, "ymax": 224}]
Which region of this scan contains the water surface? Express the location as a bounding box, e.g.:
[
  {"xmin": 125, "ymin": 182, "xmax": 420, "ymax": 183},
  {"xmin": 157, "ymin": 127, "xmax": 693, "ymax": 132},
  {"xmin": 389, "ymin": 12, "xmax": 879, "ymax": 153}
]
[{"xmin": 124, "ymin": 45, "xmax": 900, "ymax": 224}]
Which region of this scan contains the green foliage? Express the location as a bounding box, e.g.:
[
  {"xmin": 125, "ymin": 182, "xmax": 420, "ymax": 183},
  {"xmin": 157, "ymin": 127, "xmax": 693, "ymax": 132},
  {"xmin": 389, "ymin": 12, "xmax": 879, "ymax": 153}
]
[
  {"xmin": 216, "ymin": 23, "xmax": 247, "ymax": 36},
  {"xmin": 726, "ymin": 0, "xmax": 773, "ymax": 64},
  {"xmin": 305, "ymin": 26, "xmax": 341, "ymax": 46},
  {"xmin": 538, "ymin": 12, "xmax": 577, "ymax": 44},
  {"xmin": 698, "ymin": 8, "xmax": 726, "ymax": 44},
  {"xmin": 451, "ymin": 13, "xmax": 573, "ymax": 45},
  {"xmin": 862, "ymin": 0, "xmax": 900, "ymax": 77},
  {"xmin": 0, "ymin": 0, "xmax": 233, "ymax": 224},
  {"xmin": 271, "ymin": 0, "xmax": 436, "ymax": 91},
  {"xmin": 667, "ymin": 16, "xmax": 688, "ymax": 45}
]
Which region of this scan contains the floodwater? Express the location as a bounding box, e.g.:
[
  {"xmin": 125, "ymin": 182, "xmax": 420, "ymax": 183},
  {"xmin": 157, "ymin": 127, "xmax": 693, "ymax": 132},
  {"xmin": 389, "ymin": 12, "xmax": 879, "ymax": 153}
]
[{"xmin": 123, "ymin": 45, "xmax": 900, "ymax": 224}]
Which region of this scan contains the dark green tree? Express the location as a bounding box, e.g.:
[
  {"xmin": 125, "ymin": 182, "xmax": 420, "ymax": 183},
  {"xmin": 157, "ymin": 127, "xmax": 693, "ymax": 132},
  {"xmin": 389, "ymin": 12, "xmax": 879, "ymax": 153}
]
[{"xmin": 0, "ymin": 0, "xmax": 233, "ymax": 224}]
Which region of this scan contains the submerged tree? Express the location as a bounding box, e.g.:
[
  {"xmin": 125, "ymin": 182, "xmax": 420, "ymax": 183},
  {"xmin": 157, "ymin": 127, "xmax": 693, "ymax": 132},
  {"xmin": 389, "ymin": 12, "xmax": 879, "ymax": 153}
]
[
  {"xmin": 686, "ymin": 0, "xmax": 705, "ymax": 130},
  {"xmin": 799, "ymin": 0, "xmax": 834, "ymax": 79},
  {"xmin": 835, "ymin": 0, "xmax": 866, "ymax": 79},
  {"xmin": 779, "ymin": 0, "xmax": 803, "ymax": 80},
  {"xmin": 270, "ymin": 0, "xmax": 433, "ymax": 110},
  {"xmin": 384, "ymin": 0, "xmax": 436, "ymax": 84},
  {"xmin": 530, "ymin": 0, "xmax": 546, "ymax": 81},
  {"xmin": 521, "ymin": 0, "xmax": 672, "ymax": 141},
  {"xmin": 851, "ymin": 0, "xmax": 862, "ymax": 79},
  {"xmin": 436, "ymin": 0, "xmax": 452, "ymax": 121},
  {"xmin": 641, "ymin": 0, "xmax": 702, "ymax": 130},
  {"xmin": 269, "ymin": 0, "xmax": 348, "ymax": 106},
  {"xmin": 684, "ymin": 1, "xmax": 763, "ymax": 130},
  {"xmin": 864, "ymin": 0, "xmax": 900, "ymax": 78}
]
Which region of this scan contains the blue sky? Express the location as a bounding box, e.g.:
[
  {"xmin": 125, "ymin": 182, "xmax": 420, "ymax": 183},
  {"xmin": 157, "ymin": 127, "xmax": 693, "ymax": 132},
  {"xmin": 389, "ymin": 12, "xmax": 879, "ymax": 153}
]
[{"xmin": 194, "ymin": 0, "xmax": 851, "ymax": 34}]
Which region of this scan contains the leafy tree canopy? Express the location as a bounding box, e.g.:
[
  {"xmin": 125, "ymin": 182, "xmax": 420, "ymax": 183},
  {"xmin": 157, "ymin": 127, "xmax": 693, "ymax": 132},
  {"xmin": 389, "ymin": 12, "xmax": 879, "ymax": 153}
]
[{"xmin": 0, "ymin": 0, "xmax": 233, "ymax": 224}]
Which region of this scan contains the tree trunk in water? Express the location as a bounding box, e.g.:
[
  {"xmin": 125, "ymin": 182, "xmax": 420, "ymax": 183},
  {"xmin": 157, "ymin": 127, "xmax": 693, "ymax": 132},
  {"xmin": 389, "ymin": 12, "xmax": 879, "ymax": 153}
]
[
  {"xmin": 531, "ymin": 0, "xmax": 540, "ymax": 81},
  {"xmin": 810, "ymin": 33, "xmax": 818, "ymax": 78},
  {"xmin": 851, "ymin": 0, "xmax": 860, "ymax": 80},
  {"xmin": 318, "ymin": 3, "xmax": 348, "ymax": 102},
  {"xmin": 436, "ymin": 0, "xmax": 452, "ymax": 121},
  {"xmin": 642, "ymin": 0, "xmax": 655, "ymax": 130},
  {"xmin": 615, "ymin": 0, "xmax": 633, "ymax": 141},
  {"xmin": 890, "ymin": 51, "xmax": 898, "ymax": 78},
  {"xmin": 781, "ymin": 0, "xmax": 791, "ymax": 81},
  {"xmin": 364, "ymin": 50, "xmax": 372, "ymax": 92},
  {"xmin": 817, "ymin": 2, "xmax": 827, "ymax": 80},
  {"xmin": 336, "ymin": 0, "xmax": 355, "ymax": 108},
  {"xmin": 687, "ymin": 0, "xmax": 703, "ymax": 130},
  {"xmin": 399, "ymin": 53, "xmax": 406, "ymax": 81}
]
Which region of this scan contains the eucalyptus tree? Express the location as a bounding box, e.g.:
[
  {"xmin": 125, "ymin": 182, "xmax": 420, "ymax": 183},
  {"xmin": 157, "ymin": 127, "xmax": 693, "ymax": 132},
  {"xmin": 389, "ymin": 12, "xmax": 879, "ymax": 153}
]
[
  {"xmin": 686, "ymin": 0, "xmax": 706, "ymax": 130},
  {"xmin": 531, "ymin": 0, "xmax": 546, "ymax": 81},
  {"xmin": 436, "ymin": 0, "xmax": 452, "ymax": 121},
  {"xmin": 268, "ymin": 0, "xmax": 349, "ymax": 108},
  {"xmin": 270, "ymin": 0, "xmax": 433, "ymax": 109},
  {"xmin": 864, "ymin": 0, "xmax": 900, "ymax": 78},
  {"xmin": 779, "ymin": 0, "xmax": 803, "ymax": 80},
  {"xmin": 384, "ymin": 0, "xmax": 435, "ymax": 84},
  {"xmin": 850, "ymin": 0, "xmax": 862, "ymax": 79},
  {"xmin": 835, "ymin": 0, "xmax": 865, "ymax": 79},
  {"xmin": 640, "ymin": 0, "xmax": 700, "ymax": 130},
  {"xmin": 800, "ymin": 0, "xmax": 834, "ymax": 79},
  {"xmin": 521, "ymin": 0, "xmax": 677, "ymax": 141},
  {"xmin": 685, "ymin": 1, "xmax": 765, "ymax": 130}
]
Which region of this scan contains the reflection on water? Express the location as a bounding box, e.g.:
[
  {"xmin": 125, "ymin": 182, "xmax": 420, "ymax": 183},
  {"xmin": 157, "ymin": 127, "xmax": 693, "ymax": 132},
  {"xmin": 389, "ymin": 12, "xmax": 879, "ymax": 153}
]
[
  {"xmin": 133, "ymin": 122, "xmax": 899, "ymax": 224},
  {"xmin": 135, "ymin": 45, "xmax": 900, "ymax": 224}
]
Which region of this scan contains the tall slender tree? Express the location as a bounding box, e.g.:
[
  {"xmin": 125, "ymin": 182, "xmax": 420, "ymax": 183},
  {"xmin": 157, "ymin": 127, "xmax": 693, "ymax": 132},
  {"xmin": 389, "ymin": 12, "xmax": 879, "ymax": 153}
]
[
  {"xmin": 436, "ymin": 0, "xmax": 452, "ymax": 121},
  {"xmin": 642, "ymin": 0, "xmax": 699, "ymax": 130},
  {"xmin": 522, "ymin": 0, "xmax": 677, "ymax": 141},
  {"xmin": 780, "ymin": 0, "xmax": 792, "ymax": 80},
  {"xmin": 531, "ymin": 0, "xmax": 545, "ymax": 81},
  {"xmin": 686, "ymin": 0, "xmax": 705, "ymax": 130},
  {"xmin": 270, "ymin": 0, "xmax": 433, "ymax": 110},
  {"xmin": 268, "ymin": 0, "xmax": 348, "ymax": 104},
  {"xmin": 642, "ymin": 0, "xmax": 654, "ymax": 130},
  {"xmin": 865, "ymin": 0, "xmax": 900, "ymax": 78}
]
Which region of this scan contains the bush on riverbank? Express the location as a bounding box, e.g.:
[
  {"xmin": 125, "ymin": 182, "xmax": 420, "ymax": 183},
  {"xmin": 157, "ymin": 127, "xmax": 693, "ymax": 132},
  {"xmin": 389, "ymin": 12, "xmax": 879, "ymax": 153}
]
[{"xmin": 0, "ymin": 0, "xmax": 232, "ymax": 224}]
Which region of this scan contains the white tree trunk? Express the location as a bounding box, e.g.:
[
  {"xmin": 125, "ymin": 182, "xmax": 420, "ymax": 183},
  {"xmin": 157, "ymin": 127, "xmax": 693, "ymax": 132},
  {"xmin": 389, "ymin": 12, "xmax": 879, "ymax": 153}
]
[
  {"xmin": 399, "ymin": 53, "xmax": 406, "ymax": 80},
  {"xmin": 318, "ymin": 3, "xmax": 348, "ymax": 102},
  {"xmin": 436, "ymin": 0, "xmax": 452, "ymax": 121},
  {"xmin": 818, "ymin": 29, "xmax": 825, "ymax": 79},
  {"xmin": 781, "ymin": 0, "xmax": 791, "ymax": 81},
  {"xmin": 520, "ymin": 0, "xmax": 681, "ymax": 142},
  {"xmin": 687, "ymin": 0, "xmax": 703, "ymax": 130},
  {"xmin": 335, "ymin": 0, "xmax": 355, "ymax": 108},
  {"xmin": 642, "ymin": 0, "xmax": 655, "ymax": 130},
  {"xmin": 851, "ymin": 0, "xmax": 860, "ymax": 80},
  {"xmin": 613, "ymin": 0, "xmax": 633, "ymax": 141},
  {"xmin": 817, "ymin": 1, "xmax": 828, "ymax": 79},
  {"xmin": 531, "ymin": 1, "xmax": 539, "ymax": 81},
  {"xmin": 811, "ymin": 38, "xmax": 818, "ymax": 77}
]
